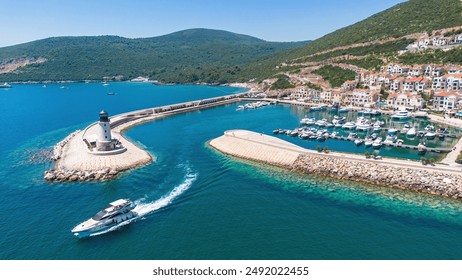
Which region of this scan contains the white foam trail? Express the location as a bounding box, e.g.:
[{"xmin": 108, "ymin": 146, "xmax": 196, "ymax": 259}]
[
  {"xmin": 88, "ymin": 170, "xmax": 197, "ymax": 237},
  {"xmin": 133, "ymin": 171, "xmax": 197, "ymax": 216}
]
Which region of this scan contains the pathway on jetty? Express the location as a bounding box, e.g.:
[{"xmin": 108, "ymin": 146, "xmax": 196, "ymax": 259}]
[{"xmin": 210, "ymin": 130, "xmax": 462, "ymax": 199}]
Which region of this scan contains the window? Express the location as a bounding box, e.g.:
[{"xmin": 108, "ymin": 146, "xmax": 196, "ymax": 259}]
[{"xmin": 105, "ymin": 136, "xmax": 107, "ymax": 139}]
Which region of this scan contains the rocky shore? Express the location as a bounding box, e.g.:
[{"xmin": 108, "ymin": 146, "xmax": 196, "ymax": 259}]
[{"xmin": 292, "ymin": 154, "xmax": 462, "ymax": 199}]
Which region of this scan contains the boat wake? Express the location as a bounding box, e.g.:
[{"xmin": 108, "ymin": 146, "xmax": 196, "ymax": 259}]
[
  {"xmin": 133, "ymin": 171, "xmax": 197, "ymax": 216},
  {"xmin": 88, "ymin": 170, "xmax": 197, "ymax": 237}
]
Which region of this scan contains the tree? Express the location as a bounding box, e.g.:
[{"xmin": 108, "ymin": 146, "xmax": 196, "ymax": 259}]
[{"xmin": 365, "ymin": 152, "xmax": 370, "ymax": 158}]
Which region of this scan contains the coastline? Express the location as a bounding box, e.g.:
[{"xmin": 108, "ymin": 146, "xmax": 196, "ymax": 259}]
[
  {"xmin": 43, "ymin": 89, "xmax": 462, "ymax": 183},
  {"xmin": 209, "ymin": 130, "xmax": 462, "ymax": 200}
]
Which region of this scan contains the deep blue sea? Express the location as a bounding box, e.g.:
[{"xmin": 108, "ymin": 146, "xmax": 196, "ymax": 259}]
[{"xmin": 1, "ymin": 82, "xmax": 462, "ymax": 260}]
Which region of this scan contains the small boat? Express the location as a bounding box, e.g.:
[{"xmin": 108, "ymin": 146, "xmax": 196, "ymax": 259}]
[
  {"xmin": 273, "ymin": 129, "xmax": 282, "ymax": 134},
  {"xmin": 103, "ymin": 82, "xmax": 110, "ymax": 87},
  {"xmin": 348, "ymin": 132, "xmax": 358, "ymax": 139},
  {"xmin": 338, "ymin": 108, "xmax": 349, "ymax": 113},
  {"xmin": 388, "ymin": 128, "xmax": 399, "ymax": 135},
  {"xmin": 107, "ymin": 92, "xmax": 115, "ymax": 95},
  {"xmin": 315, "ymin": 119, "xmax": 329, "ymax": 127},
  {"xmin": 383, "ymin": 135, "xmax": 397, "ymax": 145},
  {"xmin": 71, "ymin": 199, "xmax": 137, "ymax": 238},
  {"xmin": 438, "ymin": 133, "xmax": 445, "ymax": 140},
  {"xmin": 372, "ymin": 138, "xmax": 383, "ymax": 149},
  {"xmin": 364, "ymin": 138, "xmax": 374, "ymax": 147},
  {"xmin": 300, "ymin": 117, "xmax": 315, "ymax": 125},
  {"xmin": 424, "ymin": 125, "xmax": 435, "ymax": 131},
  {"xmin": 342, "ymin": 122, "xmax": 356, "ymax": 130},
  {"xmin": 0, "ymin": 82, "xmax": 12, "ymax": 88},
  {"xmin": 236, "ymin": 105, "xmax": 245, "ymax": 111},
  {"xmin": 290, "ymin": 130, "xmax": 299, "ymax": 137},
  {"xmin": 406, "ymin": 127, "xmax": 416, "ymax": 137},
  {"xmin": 425, "ymin": 132, "xmax": 436, "ymax": 140},
  {"xmin": 356, "ymin": 123, "xmax": 371, "ymax": 132},
  {"xmin": 417, "ymin": 143, "xmax": 427, "ymax": 155},
  {"xmin": 354, "ymin": 138, "xmax": 364, "ymax": 146}
]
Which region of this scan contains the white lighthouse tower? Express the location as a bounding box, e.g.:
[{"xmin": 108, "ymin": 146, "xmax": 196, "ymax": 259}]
[{"xmin": 96, "ymin": 110, "xmax": 114, "ymax": 151}]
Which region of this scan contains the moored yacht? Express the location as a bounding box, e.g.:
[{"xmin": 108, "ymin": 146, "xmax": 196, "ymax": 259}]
[
  {"xmin": 71, "ymin": 199, "xmax": 137, "ymax": 238},
  {"xmin": 372, "ymin": 138, "xmax": 383, "ymax": 149},
  {"xmin": 342, "ymin": 122, "xmax": 356, "ymax": 130},
  {"xmin": 390, "ymin": 110, "xmax": 411, "ymax": 121},
  {"xmin": 0, "ymin": 82, "xmax": 12, "ymax": 88},
  {"xmin": 406, "ymin": 127, "xmax": 416, "ymax": 137}
]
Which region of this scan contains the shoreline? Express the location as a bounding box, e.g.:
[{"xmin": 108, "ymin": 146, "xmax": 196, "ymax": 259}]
[{"xmin": 209, "ymin": 130, "xmax": 462, "ymax": 200}]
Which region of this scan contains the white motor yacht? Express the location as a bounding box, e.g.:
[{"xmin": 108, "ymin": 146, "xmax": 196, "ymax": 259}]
[
  {"xmin": 390, "ymin": 110, "xmax": 411, "ymax": 120},
  {"xmin": 372, "ymin": 138, "xmax": 383, "ymax": 149},
  {"xmin": 342, "ymin": 122, "xmax": 356, "ymax": 130},
  {"xmin": 406, "ymin": 127, "xmax": 416, "ymax": 137},
  {"xmin": 71, "ymin": 199, "xmax": 137, "ymax": 238}
]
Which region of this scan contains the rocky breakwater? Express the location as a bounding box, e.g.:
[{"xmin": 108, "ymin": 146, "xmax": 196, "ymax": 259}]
[
  {"xmin": 44, "ymin": 167, "xmax": 119, "ymax": 182},
  {"xmin": 292, "ymin": 154, "xmax": 462, "ymax": 200},
  {"xmin": 50, "ymin": 130, "xmax": 80, "ymax": 161}
]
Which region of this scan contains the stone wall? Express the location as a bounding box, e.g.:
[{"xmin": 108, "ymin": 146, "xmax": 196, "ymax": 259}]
[{"xmin": 293, "ymin": 154, "xmax": 462, "ymax": 199}]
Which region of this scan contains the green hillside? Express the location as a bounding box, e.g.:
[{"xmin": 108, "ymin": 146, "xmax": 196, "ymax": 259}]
[
  {"xmin": 234, "ymin": 0, "xmax": 462, "ymax": 82},
  {"xmin": 286, "ymin": 0, "xmax": 462, "ymax": 59},
  {"xmin": 0, "ymin": 29, "xmax": 308, "ymax": 83}
]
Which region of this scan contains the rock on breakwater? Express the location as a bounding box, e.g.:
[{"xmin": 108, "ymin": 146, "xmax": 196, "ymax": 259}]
[
  {"xmin": 44, "ymin": 167, "xmax": 120, "ymax": 182},
  {"xmin": 51, "ymin": 130, "xmax": 80, "ymax": 161},
  {"xmin": 292, "ymin": 155, "xmax": 462, "ymax": 200}
]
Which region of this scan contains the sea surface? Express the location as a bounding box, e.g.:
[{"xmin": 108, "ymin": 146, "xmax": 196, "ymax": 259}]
[{"xmin": 1, "ymin": 82, "xmax": 462, "ymax": 260}]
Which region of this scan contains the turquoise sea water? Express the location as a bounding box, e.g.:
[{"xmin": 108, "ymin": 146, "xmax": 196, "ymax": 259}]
[{"xmin": 1, "ymin": 82, "xmax": 462, "ymax": 260}]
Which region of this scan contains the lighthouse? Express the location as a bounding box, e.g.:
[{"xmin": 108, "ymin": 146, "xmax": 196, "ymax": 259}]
[{"xmin": 96, "ymin": 110, "xmax": 114, "ymax": 151}]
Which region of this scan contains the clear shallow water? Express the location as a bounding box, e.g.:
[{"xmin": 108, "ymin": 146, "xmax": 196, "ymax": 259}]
[{"xmin": 1, "ymin": 83, "xmax": 462, "ymax": 260}]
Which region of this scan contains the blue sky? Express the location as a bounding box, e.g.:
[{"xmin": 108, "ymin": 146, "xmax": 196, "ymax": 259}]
[{"xmin": 0, "ymin": 0, "xmax": 406, "ymax": 47}]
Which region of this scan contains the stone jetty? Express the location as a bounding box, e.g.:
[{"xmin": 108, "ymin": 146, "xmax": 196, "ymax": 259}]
[
  {"xmin": 210, "ymin": 130, "xmax": 462, "ymax": 200},
  {"xmin": 45, "ymin": 92, "xmax": 248, "ymax": 182}
]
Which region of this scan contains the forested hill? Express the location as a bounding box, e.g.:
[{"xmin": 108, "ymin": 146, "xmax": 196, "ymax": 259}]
[
  {"xmin": 0, "ymin": 28, "xmax": 309, "ymax": 83},
  {"xmin": 232, "ymin": 0, "xmax": 462, "ymax": 81},
  {"xmin": 281, "ymin": 0, "xmax": 462, "ymax": 60}
]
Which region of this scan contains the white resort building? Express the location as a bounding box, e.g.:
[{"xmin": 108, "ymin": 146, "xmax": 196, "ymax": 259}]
[{"xmin": 432, "ymin": 92, "xmax": 461, "ymax": 112}]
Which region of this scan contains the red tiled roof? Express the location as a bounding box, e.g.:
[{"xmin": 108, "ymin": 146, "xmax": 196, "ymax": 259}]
[
  {"xmin": 406, "ymin": 77, "xmax": 422, "ymax": 82},
  {"xmin": 434, "ymin": 91, "xmax": 460, "ymax": 97}
]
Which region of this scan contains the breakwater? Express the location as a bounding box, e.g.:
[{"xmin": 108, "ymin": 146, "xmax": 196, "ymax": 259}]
[
  {"xmin": 45, "ymin": 92, "xmax": 248, "ymax": 182},
  {"xmin": 210, "ymin": 130, "xmax": 462, "ymax": 200},
  {"xmin": 293, "ymin": 155, "xmax": 462, "ymax": 199}
]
